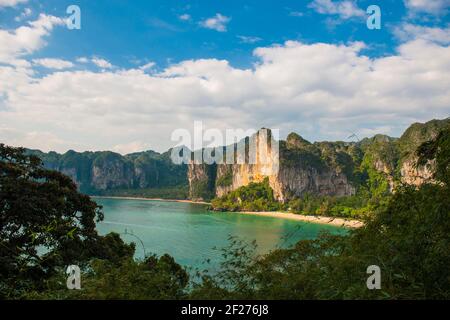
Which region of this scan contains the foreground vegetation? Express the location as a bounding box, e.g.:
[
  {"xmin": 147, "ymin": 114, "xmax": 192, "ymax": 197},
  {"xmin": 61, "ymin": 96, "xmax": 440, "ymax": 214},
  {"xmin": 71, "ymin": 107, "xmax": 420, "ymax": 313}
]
[{"xmin": 1, "ymin": 127, "xmax": 449, "ymax": 299}]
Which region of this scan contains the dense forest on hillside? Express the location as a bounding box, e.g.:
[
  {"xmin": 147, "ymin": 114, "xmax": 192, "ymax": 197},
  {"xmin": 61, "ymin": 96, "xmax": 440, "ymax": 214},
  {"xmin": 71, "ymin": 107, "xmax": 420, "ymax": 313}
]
[{"xmin": 1, "ymin": 125, "xmax": 449, "ymax": 299}]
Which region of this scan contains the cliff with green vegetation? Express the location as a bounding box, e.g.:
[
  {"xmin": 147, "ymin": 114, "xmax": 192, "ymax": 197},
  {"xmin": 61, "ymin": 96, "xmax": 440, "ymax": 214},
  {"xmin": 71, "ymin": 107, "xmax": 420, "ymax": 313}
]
[
  {"xmin": 26, "ymin": 148, "xmax": 189, "ymax": 198},
  {"xmin": 194, "ymin": 118, "xmax": 450, "ymax": 217}
]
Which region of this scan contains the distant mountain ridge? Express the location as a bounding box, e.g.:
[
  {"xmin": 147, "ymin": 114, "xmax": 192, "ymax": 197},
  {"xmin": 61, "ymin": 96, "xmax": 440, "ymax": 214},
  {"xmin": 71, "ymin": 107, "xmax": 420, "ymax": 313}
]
[
  {"xmin": 24, "ymin": 118, "xmax": 450, "ymax": 201},
  {"xmin": 26, "ymin": 148, "xmax": 188, "ymax": 197}
]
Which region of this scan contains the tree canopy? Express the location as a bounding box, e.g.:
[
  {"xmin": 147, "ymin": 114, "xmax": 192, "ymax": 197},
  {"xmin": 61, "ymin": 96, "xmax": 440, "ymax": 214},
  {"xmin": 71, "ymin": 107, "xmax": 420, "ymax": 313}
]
[{"xmin": 0, "ymin": 144, "xmax": 134, "ymax": 298}]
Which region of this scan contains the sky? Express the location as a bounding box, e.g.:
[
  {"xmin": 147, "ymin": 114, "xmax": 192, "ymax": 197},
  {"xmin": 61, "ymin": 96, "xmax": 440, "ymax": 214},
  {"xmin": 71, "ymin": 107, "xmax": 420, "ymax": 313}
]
[{"xmin": 0, "ymin": 0, "xmax": 449, "ymax": 154}]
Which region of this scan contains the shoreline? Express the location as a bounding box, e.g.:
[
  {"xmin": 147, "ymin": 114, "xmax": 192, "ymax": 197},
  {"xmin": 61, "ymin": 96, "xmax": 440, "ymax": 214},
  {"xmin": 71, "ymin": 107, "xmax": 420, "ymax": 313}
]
[
  {"xmin": 237, "ymin": 211, "xmax": 364, "ymax": 228},
  {"xmin": 92, "ymin": 195, "xmax": 362, "ymax": 228},
  {"xmin": 91, "ymin": 195, "xmax": 211, "ymax": 205}
]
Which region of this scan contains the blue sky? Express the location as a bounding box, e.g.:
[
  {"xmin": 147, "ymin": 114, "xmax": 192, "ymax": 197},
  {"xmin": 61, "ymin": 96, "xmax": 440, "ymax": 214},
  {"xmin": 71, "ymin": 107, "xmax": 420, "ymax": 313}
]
[
  {"xmin": 0, "ymin": 0, "xmax": 449, "ymax": 153},
  {"xmin": 0, "ymin": 0, "xmax": 415, "ymax": 68}
]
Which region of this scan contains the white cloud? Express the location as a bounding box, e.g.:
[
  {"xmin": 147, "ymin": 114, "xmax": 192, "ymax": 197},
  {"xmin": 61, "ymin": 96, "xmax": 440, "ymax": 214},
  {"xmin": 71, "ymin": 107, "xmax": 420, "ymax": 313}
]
[
  {"xmin": 139, "ymin": 61, "xmax": 156, "ymax": 71},
  {"xmin": 76, "ymin": 57, "xmax": 89, "ymax": 63},
  {"xmin": 178, "ymin": 14, "xmax": 191, "ymax": 21},
  {"xmin": 308, "ymin": 0, "xmax": 365, "ymax": 19},
  {"xmin": 404, "ymin": 0, "xmax": 450, "ymax": 14},
  {"xmin": 76, "ymin": 56, "xmax": 114, "ymax": 69},
  {"xmin": 200, "ymin": 13, "xmax": 231, "ymax": 32},
  {"xmin": 237, "ymin": 35, "xmax": 262, "ymax": 44},
  {"xmin": 112, "ymin": 141, "xmax": 149, "ymax": 154},
  {"xmin": 14, "ymin": 7, "xmax": 32, "ymax": 21},
  {"xmin": 0, "ymin": 14, "xmax": 64, "ymax": 64},
  {"xmin": 0, "ymin": 128, "xmax": 70, "ymax": 152},
  {"xmin": 0, "ymin": 0, "xmax": 27, "ymax": 7},
  {"xmin": 1, "ymin": 28, "xmax": 449, "ymax": 153},
  {"xmin": 33, "ymin": 58, "xmax": 74, "ymax": 70},
  {"xmin": 91, "ymin": 57, "xmax": 113, "ymax": 69},
  {"xmin": 394, "ymin": 23, "xmax": 450, "ymax": 44}
]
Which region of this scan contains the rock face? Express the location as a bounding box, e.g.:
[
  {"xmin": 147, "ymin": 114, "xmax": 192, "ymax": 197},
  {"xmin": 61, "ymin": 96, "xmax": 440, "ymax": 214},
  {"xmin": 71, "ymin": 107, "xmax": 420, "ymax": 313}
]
[
  {"xmin": 396, "ymin": 119, "xmax": 448, "ymax": 187},
  {"xmin": 188, "ymin": 163, "xmax": 216, "ymax": 200},
  {"xmin": 91, "ymin": 153, "xmax": 134, "ymax": 190},
  {"xmin": 27, "ymin": 149, "xmax": 188, "ymax": 195},
  {"xmin": 188, "ymin": 118, "xmax": 450, "ymax": 201},
  {"xmin": 60, "ymin": 167, "xmax": 79, "ymax": 186},
  {"xmin": 273, "ymin": 166, "xmax": 355, "ymax": 201},
  {"xmin": 189, "ymin": 129, "xmax": 356, "ymax": 202},
  {"xmin": 400, "ymin": 159, "xmax": 435, "ymax": 186}
]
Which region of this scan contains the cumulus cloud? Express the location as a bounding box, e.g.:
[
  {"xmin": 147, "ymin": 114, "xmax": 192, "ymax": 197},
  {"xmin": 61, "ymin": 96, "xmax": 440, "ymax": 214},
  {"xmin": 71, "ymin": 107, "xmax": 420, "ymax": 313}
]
[
  {"xmin": 33, "ymin": 58, "xmax": 74, "ymax": 70},
  {"xmin": 200, "ymin": 13, "xmax": 231, "ymax": 32},
  {"xmin": 139, "ymin": 61, "xmax": 156, "ymax": 71},
  {"xmin": 0, "ymin": 14, "xmax": 64, "ymax": 64},
  {"xmin": 75, "ymin": 56, "xmax": 114, "ymax": 69},
  {"xmin": 14, "ymin": 7, "xmax": 32, "ymax": 22},
  {"xmin": 0, "ymin": 0, "xmax": 27, "ymax": 7},
  {"xmin": 394, "ymin": 23, "xmax": 450, "ymax": 44},
  {"xmin": 308, "ymin": 0, "xmax": 365, "ymax": 19},
  {"xmin": 1, "ymin": 31, "xmax": 449, "ymax": 153},
  {"xmin": 91, "ymin": 57, "xmax": 113, "ymax": 69},
  {"xmin": 404, "ymin": 0, "xmax": 450, "ymax": 14}
]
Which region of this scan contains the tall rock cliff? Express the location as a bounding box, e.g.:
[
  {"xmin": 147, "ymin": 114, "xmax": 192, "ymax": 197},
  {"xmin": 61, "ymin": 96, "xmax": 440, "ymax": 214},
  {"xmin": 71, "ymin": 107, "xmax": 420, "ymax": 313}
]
[
  {"xmin": 188, "ymin": 118, "xmax": 450, "ymax": 201},
  {"xmin": 189, "ymin": 129, "xmax": 357, "ymax": 201}
]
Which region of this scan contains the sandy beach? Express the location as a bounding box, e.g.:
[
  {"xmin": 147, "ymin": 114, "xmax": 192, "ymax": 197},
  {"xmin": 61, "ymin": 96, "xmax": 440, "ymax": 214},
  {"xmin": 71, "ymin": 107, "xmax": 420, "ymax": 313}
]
[{"xmin": 238, "ymin": 211, "xmax": 364, "ymax": 228}]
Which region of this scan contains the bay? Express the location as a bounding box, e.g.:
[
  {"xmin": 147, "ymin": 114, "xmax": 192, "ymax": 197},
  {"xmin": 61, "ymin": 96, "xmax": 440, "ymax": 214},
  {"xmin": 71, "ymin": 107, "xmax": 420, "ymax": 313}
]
[{"xmin": 95, "ymin": 197, "xmax": 346, "ymax": 270}]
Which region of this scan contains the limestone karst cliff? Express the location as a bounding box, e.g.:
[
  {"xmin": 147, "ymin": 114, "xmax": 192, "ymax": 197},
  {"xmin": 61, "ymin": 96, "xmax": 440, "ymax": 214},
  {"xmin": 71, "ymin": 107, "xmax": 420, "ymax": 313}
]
[
  {"xmin": 188, "ymin": 118, "xmax": 450, "ymax": 201},
  {"xmin": 188, "ymin": 130, "xmax": 358, "ymax": 201},
  {"xmin": 26, "ymin": 149, "xmax": 188, "ymax": 195},
  {"xmin": 23, "ymin": 118, "xmax": 449, "ymax": 201}
]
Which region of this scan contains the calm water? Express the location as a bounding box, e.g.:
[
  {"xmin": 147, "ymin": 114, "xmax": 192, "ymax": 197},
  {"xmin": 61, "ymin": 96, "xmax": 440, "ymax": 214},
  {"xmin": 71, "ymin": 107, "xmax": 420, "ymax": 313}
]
[{"xmin": 95, "ymin": 198, "xmax": 346, "ymax": 270}]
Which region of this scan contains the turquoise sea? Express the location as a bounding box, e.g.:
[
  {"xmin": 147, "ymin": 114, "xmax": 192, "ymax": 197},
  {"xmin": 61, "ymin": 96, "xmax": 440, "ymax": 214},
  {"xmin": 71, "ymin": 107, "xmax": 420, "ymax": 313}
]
[{"xmin": 95, "ymin": 197, "xmax": 346, "ymax": 270}]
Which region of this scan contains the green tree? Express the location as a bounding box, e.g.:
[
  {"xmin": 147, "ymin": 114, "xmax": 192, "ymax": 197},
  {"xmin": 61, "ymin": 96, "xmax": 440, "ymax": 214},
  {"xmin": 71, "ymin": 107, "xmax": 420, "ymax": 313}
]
[
  {"xmin": 27, "ymin": 254, "xmax": 190, "ymax": 300},
  {"xmin": 0, "ymin": 144, "xmax": 134, "ymax": 298}
]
